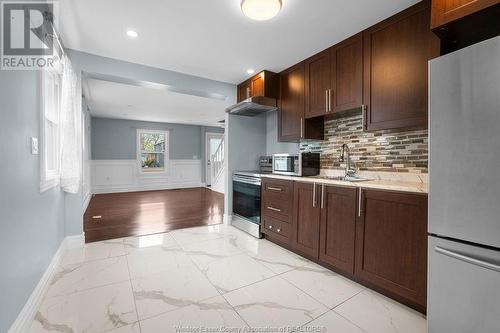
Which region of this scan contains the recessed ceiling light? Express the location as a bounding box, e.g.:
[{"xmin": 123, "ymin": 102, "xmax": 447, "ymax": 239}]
[
  {"xmin": 247, "ymin": 69, "xmax": 255, "ymax": 75},
  {"xmin": 241, "ymin": 0, "xmax": 282, "ymax": 21},
  {"xmin": 126, "ymin": 30, "xmax": 139, "ymax": 38}
]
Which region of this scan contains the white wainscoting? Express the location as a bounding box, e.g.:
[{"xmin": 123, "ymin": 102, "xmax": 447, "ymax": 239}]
[{"xmin": 91, "ymin": 159, "xmax": 203, "ymax": 194}]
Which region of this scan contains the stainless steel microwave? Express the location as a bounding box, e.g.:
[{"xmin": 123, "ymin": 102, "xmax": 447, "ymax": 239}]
[{"xmin": 272, "ymin": 153, "xmax": 320, "ymax": 176}]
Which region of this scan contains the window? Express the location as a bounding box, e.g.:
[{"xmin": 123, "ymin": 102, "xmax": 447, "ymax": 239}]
[
  {"xmin": 40, "ymin": 69, "xmax": 62, "ymax": 192},
  {"xmin": 137, "ymin": 129, "xmax": 169, "ymax": 173}
]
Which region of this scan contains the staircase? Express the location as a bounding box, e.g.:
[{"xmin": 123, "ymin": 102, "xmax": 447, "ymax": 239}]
[{"xmin": 210, "ymin": 138, "xmax": 225, "ymax": 194}]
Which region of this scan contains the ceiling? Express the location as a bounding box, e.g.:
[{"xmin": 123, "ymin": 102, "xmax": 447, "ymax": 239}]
[
  {"xmin": 60, "ymin": 0, "xmax": 420, "ymax": 84},
  {"xmin": 85, "ymin": 78, "xmax": 227, "ymax": 127}
]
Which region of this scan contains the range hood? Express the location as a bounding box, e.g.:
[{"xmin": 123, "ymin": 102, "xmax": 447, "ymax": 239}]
[{"xmin": 225, "ymin": 96, "xmax": 278, "ymax": 116}]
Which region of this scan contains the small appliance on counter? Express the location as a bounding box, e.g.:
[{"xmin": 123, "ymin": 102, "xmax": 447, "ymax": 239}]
[
  {"xmin": 259, "ymin": 156, "xmax": 273, "ymax": 174},
  {"xmin": 272, "ymin": 152, "xmax": 320, "ymax": 176}
]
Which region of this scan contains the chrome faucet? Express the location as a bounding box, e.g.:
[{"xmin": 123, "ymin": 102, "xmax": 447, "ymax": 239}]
[{"xmin": 339, "ymin": 144, "xmax": 357, "ymax": 179}]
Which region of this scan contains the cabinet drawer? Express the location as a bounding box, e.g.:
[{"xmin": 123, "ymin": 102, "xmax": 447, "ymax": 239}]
[
  {"xmin": 262, "ymin": 178, "xmax": 293, "ymax": 197},
  {"xmin": 262, "ymin": 198, "xmax": 292, "ymax": 223},
  {"xmin": 262, "ymin": 216, "xmax": 290, "ymax": 243}
]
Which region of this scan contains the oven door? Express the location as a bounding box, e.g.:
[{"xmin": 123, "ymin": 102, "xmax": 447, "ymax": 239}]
[
  {"xmin": 273, "ymin": 155, "xmax": 298, "ymax": 175},
  {"xmin": 232, "ymin": 176, "xmax": 261, "ymax": 225}
]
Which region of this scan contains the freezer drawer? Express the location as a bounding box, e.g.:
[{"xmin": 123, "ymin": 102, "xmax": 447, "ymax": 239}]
[{"xmin": 428, "ymin": 236, "xmax": 500, "ymax": 333}]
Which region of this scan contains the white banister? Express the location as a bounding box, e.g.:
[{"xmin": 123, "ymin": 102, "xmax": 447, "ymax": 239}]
[{"xmin": 211, "ymin": 138, "xmax": 224, "ymax": 183}]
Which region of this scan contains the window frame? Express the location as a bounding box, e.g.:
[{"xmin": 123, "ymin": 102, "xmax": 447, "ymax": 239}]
[
  {"xmin": 39, "ymin": 68, "xmax": 62, "ymax": 192},
  {"xmin": 136, "ymin": 129, "xmax": 170, "ymax": 174}
]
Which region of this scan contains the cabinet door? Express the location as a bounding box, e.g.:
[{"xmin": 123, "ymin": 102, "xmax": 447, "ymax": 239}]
[
  {"xmin": 237, "ymin": 80, "xmax": 251, "ymax": 102},
  {"xmin": 292, "ymin": 182, "xmax": 321, "ymax": 258},
  {"xmin": 305, "ymin": 50, "xmax": 331, "ymax": 118},
  {"xmin": 356, "ymin": 189, "xmax": 428, "ymax": 309},
  {"xmin": 279, "ymin": 63, "xmax": 305, "ymax": 141},
  {"xmin": 251, "ymin": 74, "xmax": 264, "ymax": 97},
  {"xmin": 319, "ymin": 185, "xmax": 357, "ymax": 275},
  {"xmin": 331, "ymin": 33, "xmax": 363, "ymax": 113},
  {"xmin": 363, "ymin": 1, "xmax": 439, "ymax": 131},
  {"xmin": 431, "ymin": 0, "xmax": 500, "ymax": 28}
]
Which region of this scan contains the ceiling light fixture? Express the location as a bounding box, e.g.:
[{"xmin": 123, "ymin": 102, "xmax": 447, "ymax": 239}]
[
  {"xmin": 241, "ymin": 0, "xmax": 282, "ymax": 21},
  {"xmin": 126, "ymin": 30, "xmax": 139, "ymax": 38},
  {"xmin": 246, "ymin": 69, "xmax": 255, "ymax": 75}
]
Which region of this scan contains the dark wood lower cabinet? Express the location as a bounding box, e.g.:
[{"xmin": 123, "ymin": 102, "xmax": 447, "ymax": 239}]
[
  {"xmin": 264, "ymin": 179, "xmax": 428, "ymax": 313},
  {"xmin": 291, "ymin": 182, "xmax": 321, "ymax": 258},
  {"xmin": 319, "ymin": 185, "xmax": 357, "ymax": 276},
  {"xmin": 356, "ymin": 189, "xmax": 428, "ymax": 311}
]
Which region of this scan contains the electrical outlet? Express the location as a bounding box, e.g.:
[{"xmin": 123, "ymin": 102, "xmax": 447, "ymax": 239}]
[{"xmin": 31, "ymin": 137, "xmax": 39, "ymax": 155}]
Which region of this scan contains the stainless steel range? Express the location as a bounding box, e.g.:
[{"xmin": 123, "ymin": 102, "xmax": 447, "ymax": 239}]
[{"xmin": 232, "ymin": 171, "xmax": 264, "ymax": 238}]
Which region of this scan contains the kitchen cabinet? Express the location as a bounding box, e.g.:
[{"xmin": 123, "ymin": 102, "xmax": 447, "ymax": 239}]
[
  {"xmin": 319, "ymin": 185, "xmax": 357, "ymax": 275},
  {"xmin": 356, "ymin": 189, "xmax": 428, "ymax": 310},
  {"xmin": 431, "ymin": 0, "xmax": 499, "ymax": 29},
  {"xmin": 304, "ymin": 50, "xmax": 332, "ymax": 118},
  {"xmin": 363, "ymin": 1, "xmax": 440, "ymax": 131},
  {"xmin": 304, "ymin": 33, "xmax": 363, "ymax": 118},
  {"xmin": 330, "ymin": 33, "xmax": 363, "ymax": 113},
  {"xmin": 278, "ymin": 62, "xmax": 324, "ymax": 141},
  {"xmin": 291, "ymin": 182, "xmax": 321, "ymax": 258},
  {"xmin": 261, "ymin": 178, "xmax": 293, "ymax": 243},
  {"xmin": 236, "ymin": 70, "xmax": 279, "ymax": 103}
]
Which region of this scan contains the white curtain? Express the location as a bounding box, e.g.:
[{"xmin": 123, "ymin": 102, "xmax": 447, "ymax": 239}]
[{"xmin": 59, "ymin": 55, "xmax": 81, "ymax": 194}]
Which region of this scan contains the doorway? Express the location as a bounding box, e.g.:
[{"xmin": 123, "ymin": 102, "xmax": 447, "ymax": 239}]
[{"xmin": 205, "ymin": 132, "xmax": 224, "ymax": 186}]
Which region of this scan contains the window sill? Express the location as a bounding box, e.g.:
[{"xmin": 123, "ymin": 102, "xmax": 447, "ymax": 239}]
[{"xmin": 40, "ymin": 177, "xmax": 59, "ymax": 193}]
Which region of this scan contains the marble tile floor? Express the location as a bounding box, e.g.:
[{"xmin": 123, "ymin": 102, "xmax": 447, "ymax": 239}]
[{"xmin": 29, "ymin": 224, "xmax": 426, "ymax": 333}]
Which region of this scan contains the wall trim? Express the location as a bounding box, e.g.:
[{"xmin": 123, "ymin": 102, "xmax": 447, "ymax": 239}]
[
  {"xmin": 91, "ymin": 159, "xmax": 203, "ymax": 194},
  {"xmin": 223, "ymin": 214, "xmax": 232, "ymax": 225},
  {"xmin": 83, "ymin": 192, "xmax": 92, "ymax": 213},
  {"xmin": 7, "ymin": 235, "xmax": 84, "ymax": 333}
]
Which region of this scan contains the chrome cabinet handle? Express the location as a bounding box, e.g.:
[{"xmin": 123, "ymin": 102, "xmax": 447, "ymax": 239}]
[
  {"xmin": 325, "ymin": 90, "xmax": 328, "ymax": 112},
  {"xmin": 321, "ymin": 184, "xmax": 325, "ymax": 209},
  {"xmin": 435, "ymin": 246, "xmax": 500, "ymax": 273},
  {"xmin": 362, "ymin": 104, "xmax": 367, "ymax": 130},
  {"xmin": 312, "ymin": 183, "xmax": 316, "ymax": 207},
  {"xmin": 358, "ymin": 189, "xmax": 363, "ymax": 217},
  {"xmin": 277, "ymin": 228, "xmax": 281, "ymax": 233},
  {"xmin": 267, "ymin": 186, "xmax": 282, "ymax": 192},
  {"xmin": 328, "ymin": 89, "xmax": 332, "ymax": 112},
  {"xmin": 267, "ymin": 206, "xmax": 282, "ymax": 212},
  {"xmin": 300, "ymin": 117, "xmax": 304, "ymax": 138},
  {"xmin": 268, "ymin": 225, "xmax": 273, "ymax": 229}
]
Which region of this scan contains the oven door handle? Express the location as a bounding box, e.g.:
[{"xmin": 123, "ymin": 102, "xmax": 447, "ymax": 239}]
[{"xmin": 232, "ymin": 176, "xmax": 261, "ymax": 186}]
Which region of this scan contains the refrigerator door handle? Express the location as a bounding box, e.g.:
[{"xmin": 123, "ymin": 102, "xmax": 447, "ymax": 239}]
[{"xmin": 435, "ymin": 246, "xmax": 500, "ymax": 273}]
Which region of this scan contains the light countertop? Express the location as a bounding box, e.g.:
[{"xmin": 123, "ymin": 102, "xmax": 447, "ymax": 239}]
[{"xmin": 260, "ymin": 173, "xmax": 428, "ymax": 194}]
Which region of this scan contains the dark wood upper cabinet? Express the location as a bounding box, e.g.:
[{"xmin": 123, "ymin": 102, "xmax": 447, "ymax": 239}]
[
  {"xmin": 363, "ymin": 1, "xmax": 440, "ymax": 131},
  {"xmin": 319, "ymin": 185, "xmax": 357, "ymax": 276},
  {"xmin": 279, "ymin": 63, "xmax": 305, "ymax": 141},
  {"xmin": 279, "ymin": 63, "xmax": 324, "ymax": 141},
  {"xmin": 304, "ymin": 34, "xmax": 363, "ymax": 118},
  {"xmin": 356, "ymin": 189, "xmax": 428, "ymax": 311},
  {"xmin": 236, "ymin": 70, "xmax": 279, "ymax": 103},
  {"xmin": 331, "ymin": 33, "xmax": 363, "ymax": 113},
  {"xmin": 291, "ymin": 182, "xmax": 321, "ymax": 258},
  {"xmin": 431, "ymin": 0, "xmax": 499, "ymax": 28},
  {"xmin": 305, "ymin": 50, "xmax": 332, "ymax": 118}
]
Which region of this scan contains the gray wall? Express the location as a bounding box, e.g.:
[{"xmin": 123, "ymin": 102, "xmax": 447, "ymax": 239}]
[
  {"xmin": 265, "ymin": 110, "xmax": 300, "ymax": 155},
  {"xmin": 91, "ymin": 117, "xmax": 205, "ymax": 160},
  {"xmin": 0, "ymin": 71, "xmax": 66, "ymax": 332}
]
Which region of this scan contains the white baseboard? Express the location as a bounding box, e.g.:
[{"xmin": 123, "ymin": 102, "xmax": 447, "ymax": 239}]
[
  {"xmin": 7, "ymin": 234, "xmax": 84, "ymax": 333},
  {"xmin": 223, "ymin": 214, "xmax": 232, "ymax": 225},
  {"xmin": 92, "ymin": 182, "xmax": 205, "ymax": 194}
]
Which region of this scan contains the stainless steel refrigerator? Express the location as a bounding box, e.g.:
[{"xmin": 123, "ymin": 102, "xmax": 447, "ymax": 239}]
[{"xmin": 428, "ymin": 36, "xmax": 500, "ymax": 332}]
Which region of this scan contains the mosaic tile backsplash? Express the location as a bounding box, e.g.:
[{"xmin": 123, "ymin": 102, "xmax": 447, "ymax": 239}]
[{"xmin": 299, "ymin": 111, "xmax": 428, "ymax": 173}]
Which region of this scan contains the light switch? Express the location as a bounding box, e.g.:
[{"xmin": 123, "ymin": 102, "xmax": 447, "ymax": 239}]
[{"xmin": 31, "ymin": 137, "xmax": 39, "ymax": 155}]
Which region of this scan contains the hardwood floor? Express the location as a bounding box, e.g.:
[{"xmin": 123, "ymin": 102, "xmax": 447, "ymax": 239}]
[{"xmin": 84, "ymin": 187, "xmax": 224, "ymax": 243}]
